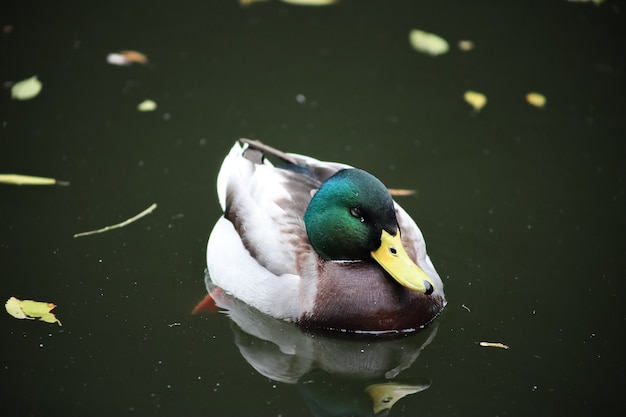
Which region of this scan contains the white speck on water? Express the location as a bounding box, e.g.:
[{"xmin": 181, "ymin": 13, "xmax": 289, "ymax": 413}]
[{"xmin": 296, "ymin": 94, "xmax": 306, "ymax": 103}]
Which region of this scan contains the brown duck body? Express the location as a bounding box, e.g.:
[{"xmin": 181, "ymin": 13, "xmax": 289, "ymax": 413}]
[
  {"xmin": 206, "ymin": 139, "xmax": 446, "ymax": 333},
  {"xmin": 301, "ymin": 260, "xmax": 445, "ymax": 332}
]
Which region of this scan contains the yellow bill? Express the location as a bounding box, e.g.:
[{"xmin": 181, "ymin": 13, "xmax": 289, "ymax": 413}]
[{"xmin": 371, "ymin": 230, "xmax": 434, "ymax": 294}]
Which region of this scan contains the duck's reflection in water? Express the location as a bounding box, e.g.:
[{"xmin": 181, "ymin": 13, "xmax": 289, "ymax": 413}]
[{"xmin": 202, "ymin": 275, "xmax": 440, "ymax": 416}]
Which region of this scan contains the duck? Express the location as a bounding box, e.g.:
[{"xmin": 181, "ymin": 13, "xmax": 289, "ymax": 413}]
[{"xmin": 206, "ymin": 139, "xmax": 446, "ymax": 334}]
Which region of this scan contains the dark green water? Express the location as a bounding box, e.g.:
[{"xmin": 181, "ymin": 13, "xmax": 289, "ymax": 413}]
[{"xmin": 1, "ymin": 1, "xmax": 624, "ymax": 416}]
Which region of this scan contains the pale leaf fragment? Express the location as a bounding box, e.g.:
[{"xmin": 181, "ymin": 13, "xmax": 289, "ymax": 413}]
[
  {"xmin": 11, "ymin": 76, "xmax": 42, "ymax": 100},
  {"xmin": 120, "ymin": 50, "xmax": 148, "ymax": 64},
  {"xmin": 107, "ymin": 50, "xmax": 148, "ymax": 66},
  {"xmin": 479, "ymin": 341, "xmax": 509, "ymax": 349},
  {"xmin": 5, "ymin": 297, "xmax": 28, "ymax": 319},
  {"xmin": 0, "ymin": 174, "xmax": 69, "ymax": 186},
  {"xmin": 5, "ymin": 297, "xmax": 62, "ymax": 326},
  {"xmin": 458, "ymin": 40, "xmax": 475, "ymax": 51},
  {"xmin": 464, "ymin": 90, "xmax": 487, "ymax": 111},
  {"xmin": 138, "ymin": 99, "xmax": 157, "ymax": 112},
  {"xmin": 409, "ymin": 29, "xmax": 449, "ymax": 56},
  {"xmin": 107, "ymin": 53, "xmax": 131, "ymax": 66},
  {"xmin": 74, "ymin": 203, "xmax": 157, "ymax": 238},
  {"xmin": 526, "ymin": 92, "xmax": 547, "ymax": 108},
  {"xmin": 388, "ymin": 188, "xmax": 416, "ymax": 196}
]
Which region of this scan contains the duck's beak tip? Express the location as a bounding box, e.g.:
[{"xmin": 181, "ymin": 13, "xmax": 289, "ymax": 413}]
[{"xmin": 424, "ymin": 280, "xmax": 434, "ymax": 295}]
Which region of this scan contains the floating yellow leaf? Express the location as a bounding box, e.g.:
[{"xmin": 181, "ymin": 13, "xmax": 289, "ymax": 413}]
[
  {"xmin": 479, "ymin": 341, "xmax": 509, "ymax": 349},
  {"xmin": 11, "ymin": 76, "xmax": 42, "ymax": 100},
  {"xmin": 0, "ymin": 173, "xmax": 69, "ymax": 186},
  {"xmin": 458, "ymin": 40, "xmax": 475, "ymax": 51},
  {"xmin": 409, "ymin": 29, "xmax": 449, "ymax": 56},
  {"xmin": 5, "ymin": 297, "xmax": 62, "ymax": 326},
  {"xmin": 464, "ymin": 90, "xmax": 487, "ymax": 111},
  {"xmin": 138, "ymin": 99, "xmax": 157, "ymax": 112},
  {"xmin": 526, "ymin": 92, "xmax": 546, "ymax": 108}
]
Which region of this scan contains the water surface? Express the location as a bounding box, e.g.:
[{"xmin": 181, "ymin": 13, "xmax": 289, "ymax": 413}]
[{"xmin": 1, "ymin": 1, "xmax": 624, "ymax": 416}]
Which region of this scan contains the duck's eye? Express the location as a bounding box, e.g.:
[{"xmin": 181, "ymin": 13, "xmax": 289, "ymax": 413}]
[{"xmin": 349, "ymin": 207, "xmax": 365, "ymax": 223}]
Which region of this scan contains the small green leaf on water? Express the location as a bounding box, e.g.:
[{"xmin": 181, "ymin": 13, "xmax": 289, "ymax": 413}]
[
  {"xmin": 5, "ymin": 297, "xmax": 62, "ymax": 326},
  {"xmin": 138, "ymin": 99, "xmax": 157, "ymax": 112},
  {"xmin": 409, "ymin": 29, "xmax": 449, "ymax": 56},
  {"xmin": 11, "ymin": 76, "xmax": 42, "ymax": 100}
]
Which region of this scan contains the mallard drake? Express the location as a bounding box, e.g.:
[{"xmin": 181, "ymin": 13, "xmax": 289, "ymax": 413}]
[{"xmin": 206, "ymin": 139, "xmax": 446, "ymax": 333}]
